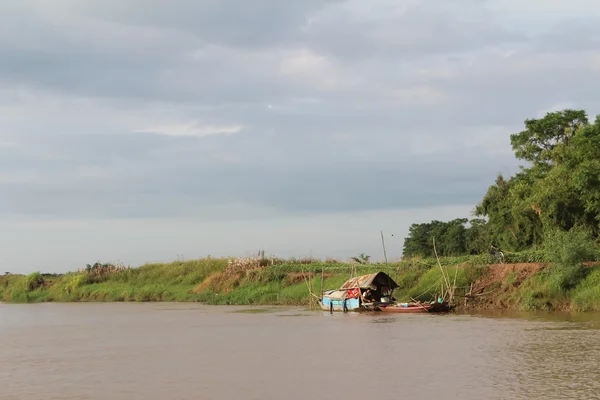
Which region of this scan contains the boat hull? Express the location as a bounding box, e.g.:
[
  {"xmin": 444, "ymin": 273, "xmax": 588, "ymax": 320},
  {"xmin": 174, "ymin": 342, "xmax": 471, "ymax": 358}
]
[
  {"xmin": 318, "ymin": 297, "xmax": 361, "ymax": 312},
  {"xmin": 379, "ymin": 302, "xmax": 453, "ymax": 314}
]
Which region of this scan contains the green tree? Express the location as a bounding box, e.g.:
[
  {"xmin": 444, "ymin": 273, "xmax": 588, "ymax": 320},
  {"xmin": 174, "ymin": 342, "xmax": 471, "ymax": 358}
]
[
  {"xmin": 403, "ymin": 222, "xmax": 435, "ymax": 258},
  {"xmin": 438, "ymin": 218, "xmax": 468, "ymax": 256},
  {"xmin": 402, "ymin": 219, "xmax": 469, "ymax": 258},
  {"xmin": 563, "ymin": 116, "xmax": 600, "ymax": 235},
  {"xmin": 465, "ymin": 218, "xmax": 490, "ymax": 254},
  {"xmin": 476, "ymin": 109, "xmax": 599, "ymax": 249},
  {"xmin": 510, "ymin": 109, "xmax": 588, "ymax": 169},
  {"xmin": 474, "ymin": 173, "xmax": 541, "ymax": 251},
  {"xmin": 407, "ymin": 109, "xmax": 600, "ymax": 256}
]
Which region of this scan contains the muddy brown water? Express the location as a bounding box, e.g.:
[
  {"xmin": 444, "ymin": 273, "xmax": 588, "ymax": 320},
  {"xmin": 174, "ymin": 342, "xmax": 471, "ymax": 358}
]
[{"xmin": 1, "ymin": 303, "xmax": 600, "ymax": 400}]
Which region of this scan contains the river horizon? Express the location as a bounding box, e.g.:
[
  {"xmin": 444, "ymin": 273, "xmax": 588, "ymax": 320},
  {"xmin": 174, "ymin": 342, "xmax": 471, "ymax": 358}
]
[{"xmin": 2, "ymin": 303, "xmax": 600, "ymax": 399}]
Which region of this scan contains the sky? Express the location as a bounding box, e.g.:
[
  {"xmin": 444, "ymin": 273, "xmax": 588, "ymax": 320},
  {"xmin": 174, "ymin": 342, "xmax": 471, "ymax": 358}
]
[{"xmin": 2, "ymin": 0, "xmax": 600, "ymax": 273}]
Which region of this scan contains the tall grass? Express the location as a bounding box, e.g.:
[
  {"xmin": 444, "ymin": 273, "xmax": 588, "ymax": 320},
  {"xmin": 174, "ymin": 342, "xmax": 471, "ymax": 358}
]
[{"xmin": 1, "ymin": 248, "xmax": 599, "ymax": 311}]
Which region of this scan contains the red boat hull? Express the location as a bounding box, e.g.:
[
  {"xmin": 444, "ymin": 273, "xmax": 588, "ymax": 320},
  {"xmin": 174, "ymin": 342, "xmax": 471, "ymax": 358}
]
[{"xmin": 378, "ymin": 302, "xmax": 453, "ymax": 313}]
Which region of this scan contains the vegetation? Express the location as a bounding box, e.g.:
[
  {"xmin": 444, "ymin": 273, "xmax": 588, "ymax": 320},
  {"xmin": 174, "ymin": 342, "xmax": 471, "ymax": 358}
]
[
  {"xmin": 1, "ymin": 242, "xmax": 599, "ymax": 311},
  {"xmin": 396, "ymin": 109, "xmax": 600, "ymax": 311},
  {"xmin": 2, "ymin": 109, "xmax": 600, "ymax": 312},
  {"xmin": 403, "ymin": 109, "xmax": 600, "ymax": 257},
  {"xmin": 402, "ymin": 218, "xmax": 486, "ymax": 257}
]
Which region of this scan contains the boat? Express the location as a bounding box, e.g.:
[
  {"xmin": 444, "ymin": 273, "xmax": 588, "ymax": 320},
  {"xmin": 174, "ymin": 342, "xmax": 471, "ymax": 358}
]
[
  {"xmin": 318, "ymin": 272, "xmax": 399, "ymax": 312},
  {"xmin": 378, "ymin": 301, "xmax": 454, "ymax": 313}
]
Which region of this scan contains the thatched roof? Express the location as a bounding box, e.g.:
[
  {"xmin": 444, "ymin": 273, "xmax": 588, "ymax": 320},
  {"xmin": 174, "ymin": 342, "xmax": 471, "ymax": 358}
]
[{"xmin": 339, "ymin": 272, "xmax": 398, "ymax": 290}]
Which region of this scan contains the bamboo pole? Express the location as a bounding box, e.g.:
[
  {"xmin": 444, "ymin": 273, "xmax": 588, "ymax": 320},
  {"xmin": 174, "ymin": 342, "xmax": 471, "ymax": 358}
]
[
  {"xmin": 450, "ymin": 263, "xmax": 459, "ymax": 303},
  {"xmin": 321, "ymin": 268, "xmax": 324, "ymax": 301},
  {"xmin": 380, "ymin": 230, "xmax": 388, "ymax": 264},
  {"xmin": 301, "ymin": 267, "xmax": 319, "ymax": 310},
  {"xmin": 432, "ymin": 237, "xmax": 451, "ymax": 298},
  {"xmin": 309, "ymin": 271, "xmax": 313, "ymax": 310}
]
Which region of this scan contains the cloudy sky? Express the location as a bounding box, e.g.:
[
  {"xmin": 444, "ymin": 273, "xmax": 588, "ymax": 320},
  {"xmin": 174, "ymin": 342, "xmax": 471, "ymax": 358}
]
[{"xmin": 2, "ymin": 0, "xmax": 600, "ymax": 273}]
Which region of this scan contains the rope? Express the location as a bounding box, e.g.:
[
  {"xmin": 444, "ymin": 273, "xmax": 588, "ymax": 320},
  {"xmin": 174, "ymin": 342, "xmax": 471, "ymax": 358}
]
[{"xmin": 408, "ymin": 276, "xmax": 444, "ymax": 301}]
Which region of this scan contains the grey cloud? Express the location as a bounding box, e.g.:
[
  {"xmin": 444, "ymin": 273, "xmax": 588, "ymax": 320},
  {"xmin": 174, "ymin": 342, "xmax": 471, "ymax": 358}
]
[
  {"xmin": 0, "ymin": 47, "xmax": 205, "ymax": 103},
  {"xmin": 0, "ymin": 43, "xmax": 317, "ymax": 106},
  {"xmin": 72, "ymin": 0, "xmax": 331, "ymax": 49},
  {"xmin": 1, "ymin": 0, "xmax": 600, "ymax": 222},
  {"xmin": 1, "ymin": 155, "xmax": 514, "ymax": 219},
  {"xmin": 0, "ymin": 5, "xmax": 290, "ymax": 103},
  {"xmin": 0, "ymin": 133, "xmax": 220, "ymax": 188},
  {"xmin": 306, "ymin": 1, "xmax": 526, "ymax": 61},
  {"xmin": 533, "ymin": 18, "xmax": 600, "ymax": 53},
  {"xmin": 0, "ymin": 125, "xmax": 518, "ymax": 218},
  {"xmin": 0, "ymin": 0, "xmax": 525, "ymax": 105},
  {"xmin": 312, "ymin": 12, "xmax": 524, "ymax": 60},
  {"xmin": 435, "ymin": 53, "xmax": 600, "ymax": 127}
]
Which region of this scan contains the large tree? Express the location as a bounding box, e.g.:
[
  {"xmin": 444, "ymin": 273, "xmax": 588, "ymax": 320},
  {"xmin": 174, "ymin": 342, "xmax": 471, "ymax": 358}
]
[
  {"xmin": 476, "ymin": 109, "xmax": 600, "ymax": 248},
  {"xmin": 561, "ymin": 116, "xmax": 600, "ymax": 235},
  {"xmin": 402, "ymin": 218, "xmax": 470, "ymax": 258},
  {"xmin": 474, "ymin": 172, "xmax": 543, "ymax": 251},
  {"xmin": 404, "ymin": 109, "xmax": 600, "ymax": 256},
  {"xmin": 465, "ymin": 218, "xmax": 490, "ymax": 255},
  {"xmin": 510, "ymin": 109, "xmax": 588, "ymax": 169}
]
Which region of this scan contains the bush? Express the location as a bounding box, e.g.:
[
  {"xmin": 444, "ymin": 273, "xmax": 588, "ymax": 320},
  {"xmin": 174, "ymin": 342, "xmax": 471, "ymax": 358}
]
[
  {"xmin": 25, "ymin": 272, "xmax": 45, "ymax": 292},
  {"xmin": 543, "ymin": 228, "xmax": 597, "ymax": 268},
  {"xmin": 545, "ymin": 265, "xmax": 587, "ymax": 295},
  {"xmin": 504, "ymin": 250, "xmax": 547, "ymax": 263},
  {"xmin": 571, "ymin": 267, "xmax": 600, "ymax": 311},
  {"xmin": 62, "ymin": 273, "xmax": 89, "ymax": 294},
  {"xmin": 85, "ymin": 262, "xmax": 128, "ymax": 283}
]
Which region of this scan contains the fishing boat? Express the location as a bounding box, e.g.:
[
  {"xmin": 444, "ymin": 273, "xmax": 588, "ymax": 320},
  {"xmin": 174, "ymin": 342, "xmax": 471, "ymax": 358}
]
[
  {"xmin": 318, "ymin": 272, "xmax": 399, "ymax": 312},
  {"xmin": 378, "ymin": 301, "xmax": 454, "ymax": 313}
]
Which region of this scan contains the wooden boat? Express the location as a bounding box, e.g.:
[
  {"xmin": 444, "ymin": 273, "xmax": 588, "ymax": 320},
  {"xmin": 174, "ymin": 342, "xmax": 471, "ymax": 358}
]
[
  {"xmin": 378, "ymin": 301, "xmax": 453, "ymax": 313},
  {"xmin": 319, "ymin": 272, "xmax": 399, "ymax": 313}
]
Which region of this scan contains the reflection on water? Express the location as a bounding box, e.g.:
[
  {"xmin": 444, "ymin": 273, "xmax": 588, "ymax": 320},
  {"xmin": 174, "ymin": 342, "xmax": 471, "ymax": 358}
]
[
  {"xmin": 1, "ymin": 303, "xmax": 599, "ymax": 400},
  {"xmin": 458, "ymin": 308, "xmax": 600, "ymax": 324}
]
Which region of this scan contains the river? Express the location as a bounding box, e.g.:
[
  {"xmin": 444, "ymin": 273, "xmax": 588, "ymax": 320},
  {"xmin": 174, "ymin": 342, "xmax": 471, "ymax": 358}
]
[{"xmin": 1, "ymin": 303, "xmax": 599, "ymax": 400}]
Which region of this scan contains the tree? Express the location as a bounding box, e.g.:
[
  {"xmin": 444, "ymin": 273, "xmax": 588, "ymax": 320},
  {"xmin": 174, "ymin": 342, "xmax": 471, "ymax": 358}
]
[
  {"xmin": 438, "ymin": 218, "xmax": 468, "ymax": 256},
  {"xmin": 562, "ymin": 116, "xmax": 600, "ymax": 235},
  {"xmin": 474, "ymin": 173, "xmax": 541, "ymax": 251},
  {"xmin": 403, "ymin": 222, "xmax": 435, "ymax": 258},
  {"xmin": 510, "ymin": 109, "xmax": 588, "ymax": 169},
  {"xmin": 476, "ymin": 109, "xmax": 599, "ymax": 249},
  {"xmin": 402, "ymin": 219, "xmax": 470, "ymax": 258},
  {"xmin": 512, "ymin": 111, "xmax": 600, "ymax": 235},
  {"xmin": 465, "ymin": 218, "xmax": 490, "ymax": 254},
  {"xmin": 406, "ymin": 109, "xmax": 600, "ymax": 255}
]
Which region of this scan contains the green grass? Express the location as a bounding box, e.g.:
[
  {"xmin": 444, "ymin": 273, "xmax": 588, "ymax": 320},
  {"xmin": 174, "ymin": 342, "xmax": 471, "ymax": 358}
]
[
  {"xmin": 1, "ymin": 251, "xmax": 599, "ymax": 312},
  {"xmin": 571, "ymin": 268, "xmax": 600, "ymax": 311},
  {"xmin": 495, "ymin": 264, "xmax": 600, "ymax": 312}
]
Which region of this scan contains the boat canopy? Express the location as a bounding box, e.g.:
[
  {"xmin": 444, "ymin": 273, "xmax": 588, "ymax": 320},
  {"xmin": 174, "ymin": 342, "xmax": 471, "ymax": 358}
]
[{"xmin": 339, "ymin": 272, "xmax": 399, "ymax": 290}]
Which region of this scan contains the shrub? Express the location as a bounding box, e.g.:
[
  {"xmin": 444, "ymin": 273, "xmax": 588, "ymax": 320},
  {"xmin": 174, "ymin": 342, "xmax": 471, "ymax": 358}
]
[
  {"xmin": 63, "ymin": 273, "xmax": 89, "ymax": 294},
  {"xmin": 25, "ymin": 272, "xmax": 45, "ymax": 292},
  {"xmin": 85, "ymin": 262, "xmax": 129, "ymax": 283},
  {"xmin": 504, "ymin": 250, "xmax": 547, "ymax": 263},
  {"xmin": 543, "ymin": 228, "xmax": 597, "ymax": 268},
  {"xmin": 545, "ymin": 265, "xmax": 587, "ymax": 295}
]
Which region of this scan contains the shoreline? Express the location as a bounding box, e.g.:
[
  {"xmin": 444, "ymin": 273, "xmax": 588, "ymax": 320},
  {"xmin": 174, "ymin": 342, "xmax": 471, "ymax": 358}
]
[
  {"xmin": 2, "ymin": 255, "xmax": 600, "ymax": 312},
  {"xmin": 3, "ymin": 302, "xmax": 600, "ymax": 326}
]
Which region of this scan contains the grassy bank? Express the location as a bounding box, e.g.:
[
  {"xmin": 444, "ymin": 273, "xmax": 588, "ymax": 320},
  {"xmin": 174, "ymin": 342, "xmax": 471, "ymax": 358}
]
[{"xmin": 2, "ymin": 248, "xmax": 600, "ymax": 311}]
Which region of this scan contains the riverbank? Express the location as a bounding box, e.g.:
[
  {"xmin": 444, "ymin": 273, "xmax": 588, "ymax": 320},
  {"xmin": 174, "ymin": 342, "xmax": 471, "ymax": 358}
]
[{"xmin": 2, "ymin": 252, "xmax": 600, "ymax": 311}]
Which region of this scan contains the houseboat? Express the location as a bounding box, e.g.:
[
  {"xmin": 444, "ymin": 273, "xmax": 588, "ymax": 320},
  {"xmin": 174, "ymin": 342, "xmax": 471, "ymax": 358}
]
[{"xmin": 318, "ymin": 272, "xmax": 399, "ymax": 312}]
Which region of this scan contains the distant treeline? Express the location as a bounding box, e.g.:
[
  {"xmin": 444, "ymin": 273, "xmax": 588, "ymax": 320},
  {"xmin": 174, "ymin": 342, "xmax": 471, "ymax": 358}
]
[
  {"xmin": 404, "ymin": 109, "xmax": 600, "ymax": 258},
  {"xmin": 402, "ymin": 218, "xmax": 490, "ymax": 258}
]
